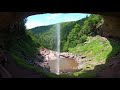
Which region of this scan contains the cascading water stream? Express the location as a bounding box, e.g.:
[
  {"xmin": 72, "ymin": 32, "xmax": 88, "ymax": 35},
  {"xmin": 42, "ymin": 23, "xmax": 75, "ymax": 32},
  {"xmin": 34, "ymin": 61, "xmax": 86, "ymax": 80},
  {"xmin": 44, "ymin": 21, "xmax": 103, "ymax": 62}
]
[
  {"xmin": 46, "ymin": 23, "xmax": 79, "ymax": 74},
  {"xmin": 56, "ymin": 23, "xmax": 60, "ymax": 75}
]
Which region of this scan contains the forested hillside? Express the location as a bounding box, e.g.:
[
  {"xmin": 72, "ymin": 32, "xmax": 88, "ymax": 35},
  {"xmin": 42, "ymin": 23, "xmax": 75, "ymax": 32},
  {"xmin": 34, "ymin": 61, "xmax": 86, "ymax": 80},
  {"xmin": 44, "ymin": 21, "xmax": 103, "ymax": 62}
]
[
  {"xmin": 28, "ymin": 14, "xmax": 102, "ymax": 52},
  {"xmin": 4, "ymin": 14, "xmax": 120, "ymax": 78}
]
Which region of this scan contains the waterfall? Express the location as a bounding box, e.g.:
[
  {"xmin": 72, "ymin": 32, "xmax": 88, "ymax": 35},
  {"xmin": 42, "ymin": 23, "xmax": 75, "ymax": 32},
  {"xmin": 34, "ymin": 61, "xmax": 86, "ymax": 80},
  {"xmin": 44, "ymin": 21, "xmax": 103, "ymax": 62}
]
[{"xmin": 56, "ymin": 23, "xmax": 60, "ymax": 75}]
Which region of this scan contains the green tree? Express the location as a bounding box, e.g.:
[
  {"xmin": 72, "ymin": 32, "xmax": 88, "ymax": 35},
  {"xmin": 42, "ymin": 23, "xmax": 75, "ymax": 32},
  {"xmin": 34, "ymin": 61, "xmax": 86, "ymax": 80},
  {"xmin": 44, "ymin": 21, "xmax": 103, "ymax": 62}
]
[{"xmin": 67, "ymin": 24, "xmax": 81, "ymax": 48}]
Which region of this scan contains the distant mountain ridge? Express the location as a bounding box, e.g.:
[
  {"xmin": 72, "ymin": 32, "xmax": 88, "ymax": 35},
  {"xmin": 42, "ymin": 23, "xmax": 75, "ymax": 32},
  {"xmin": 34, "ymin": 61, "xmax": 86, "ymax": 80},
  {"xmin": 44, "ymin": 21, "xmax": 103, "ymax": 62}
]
[{"xmin": 28, "ymin": 17, "xmax": 87, "ymax": 34}]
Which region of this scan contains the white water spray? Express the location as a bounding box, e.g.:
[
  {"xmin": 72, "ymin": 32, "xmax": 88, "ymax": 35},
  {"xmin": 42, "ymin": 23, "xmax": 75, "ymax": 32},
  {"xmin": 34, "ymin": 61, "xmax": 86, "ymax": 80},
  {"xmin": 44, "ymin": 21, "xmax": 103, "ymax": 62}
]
[{"xmin": 56, "ymin": 23, "xmax": 60, "ymax": 75}]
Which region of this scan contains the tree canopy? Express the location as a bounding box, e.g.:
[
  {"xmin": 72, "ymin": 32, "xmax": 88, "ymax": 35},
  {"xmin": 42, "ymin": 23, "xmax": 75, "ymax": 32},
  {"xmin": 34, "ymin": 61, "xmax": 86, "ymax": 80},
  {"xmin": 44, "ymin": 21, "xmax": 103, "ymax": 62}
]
[{"xmin": 27, "ymin": 14, "xmax": 102, "ymax": 52}]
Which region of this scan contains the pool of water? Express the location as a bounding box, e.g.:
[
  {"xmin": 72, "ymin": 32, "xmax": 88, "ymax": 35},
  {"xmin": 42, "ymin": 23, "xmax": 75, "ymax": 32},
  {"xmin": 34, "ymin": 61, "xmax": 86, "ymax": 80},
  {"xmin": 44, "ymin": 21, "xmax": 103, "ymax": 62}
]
[{"xmin": 48, "ymin": 58, "xmax": 79, "ymax": 74}]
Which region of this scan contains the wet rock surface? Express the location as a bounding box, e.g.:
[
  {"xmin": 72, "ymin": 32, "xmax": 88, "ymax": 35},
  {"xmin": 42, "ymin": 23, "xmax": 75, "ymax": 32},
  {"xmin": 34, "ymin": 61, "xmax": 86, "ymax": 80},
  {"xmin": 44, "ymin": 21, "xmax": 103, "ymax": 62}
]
[
  {"xmin": 96, "ymin": 53, "xmax": 120, "ymax": 78},
  {"xmin": 34, "ymin": 48, "xmax": 85, "ymax": 74}
]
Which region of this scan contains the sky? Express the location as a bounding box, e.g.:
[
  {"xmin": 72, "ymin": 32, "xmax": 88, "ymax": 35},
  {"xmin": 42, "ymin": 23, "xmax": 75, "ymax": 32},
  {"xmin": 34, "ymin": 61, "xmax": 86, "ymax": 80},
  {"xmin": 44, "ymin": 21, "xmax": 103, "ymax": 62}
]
[{"xmin": 25, "ymin": 13, "xmax": 90, "ymax": 29}]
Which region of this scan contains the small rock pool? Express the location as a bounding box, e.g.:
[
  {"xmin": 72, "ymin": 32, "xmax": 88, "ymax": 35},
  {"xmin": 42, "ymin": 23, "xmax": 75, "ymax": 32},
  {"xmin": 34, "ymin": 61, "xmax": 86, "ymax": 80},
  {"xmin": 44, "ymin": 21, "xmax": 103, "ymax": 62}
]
[{"xmin": 48, "ymin": 58, "xmax": 79, "ymax": 74}]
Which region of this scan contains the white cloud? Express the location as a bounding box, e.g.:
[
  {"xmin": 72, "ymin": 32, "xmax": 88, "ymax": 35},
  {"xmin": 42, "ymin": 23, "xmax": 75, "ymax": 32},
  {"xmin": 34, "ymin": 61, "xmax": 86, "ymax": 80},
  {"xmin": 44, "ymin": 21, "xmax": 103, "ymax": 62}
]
[
  {"xmin": 25, "ymin": 13, "xmax": 91, "ymax": 29},
  {"xmin": 65, "ymin": 17, "xmax": 78, "ymax": 22},
  {"xmin": 47, "ymin": 14, "xmax": 60, "ymax": 20},
  {"xmin": 25, "ymin": 21, "xmax": 45, "ymax": 29}
]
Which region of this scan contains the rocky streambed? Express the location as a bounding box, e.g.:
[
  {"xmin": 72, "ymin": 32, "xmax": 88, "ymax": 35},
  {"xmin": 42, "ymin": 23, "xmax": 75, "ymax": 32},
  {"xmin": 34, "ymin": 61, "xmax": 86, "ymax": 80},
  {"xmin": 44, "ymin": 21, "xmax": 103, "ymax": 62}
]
[{"xmin": 35, "ymin": 48, "xmax": 85, "ymax": 74}]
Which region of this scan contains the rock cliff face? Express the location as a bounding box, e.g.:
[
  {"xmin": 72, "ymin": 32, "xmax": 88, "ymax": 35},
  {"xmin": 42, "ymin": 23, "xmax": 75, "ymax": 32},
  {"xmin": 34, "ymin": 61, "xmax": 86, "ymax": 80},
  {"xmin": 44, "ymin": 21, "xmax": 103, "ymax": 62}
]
[
  {"xmin": 0, "ymin": 12, "xmax": 120, "ymax": 38},
  {"xmin": 1, "ymin": 12, "xmax": 120, "ymax": 54},
  {"xmin": 0, "ymin": 12, "xmax": 120, "ymax": 77},
  {"xmin": 102, "ymin": 15, "xmax": 120, "ymax": 38}
]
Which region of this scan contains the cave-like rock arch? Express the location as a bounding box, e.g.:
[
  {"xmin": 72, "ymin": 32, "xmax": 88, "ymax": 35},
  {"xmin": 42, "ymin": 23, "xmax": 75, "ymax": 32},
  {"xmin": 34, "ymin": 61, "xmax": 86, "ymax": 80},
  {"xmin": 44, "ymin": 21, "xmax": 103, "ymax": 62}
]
[{"xmin": 0, "ymin": 12, "xmax": 120, "ymax": 38}]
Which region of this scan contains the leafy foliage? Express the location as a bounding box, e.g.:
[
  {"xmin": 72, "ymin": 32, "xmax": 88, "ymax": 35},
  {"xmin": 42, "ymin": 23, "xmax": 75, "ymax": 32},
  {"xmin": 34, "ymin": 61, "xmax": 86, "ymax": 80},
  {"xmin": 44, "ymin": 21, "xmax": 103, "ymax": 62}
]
[
  {"xmin": 6, "ymin": 14, "xmax": 120, "ymax": 78},
  {"xmin": 28, "ymin": 14, "xmax": 102, "ymax": 52}
]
